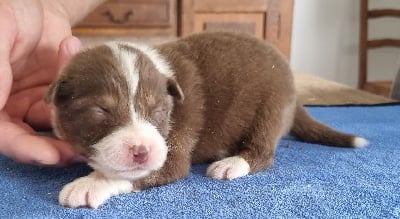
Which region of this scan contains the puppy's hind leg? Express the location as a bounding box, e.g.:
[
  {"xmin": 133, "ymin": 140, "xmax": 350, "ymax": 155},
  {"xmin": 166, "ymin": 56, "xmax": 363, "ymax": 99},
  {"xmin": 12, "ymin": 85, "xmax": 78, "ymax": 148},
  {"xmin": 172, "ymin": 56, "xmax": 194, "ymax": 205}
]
[{"xmin": 206, "ymin": 104, "xmax": 294, "ymax": 180}]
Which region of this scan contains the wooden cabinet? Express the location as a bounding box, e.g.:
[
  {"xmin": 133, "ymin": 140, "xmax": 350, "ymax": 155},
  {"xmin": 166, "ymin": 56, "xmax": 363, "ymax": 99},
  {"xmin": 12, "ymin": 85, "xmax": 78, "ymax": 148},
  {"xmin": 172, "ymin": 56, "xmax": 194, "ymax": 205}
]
[
  {"xmin": 73, "ymin": 0, "xmax": 177, "ymax": 36},
  {"xmin": 73, "ymin": 0, "xmax": 294, "ymax": 58},
  {"xmin": 192, "ymin": 13, "xmax": 266, "ymax": 39},
  {"xmin": 181, "ymin": 0, "xmax": 294, "ymax": 58}
]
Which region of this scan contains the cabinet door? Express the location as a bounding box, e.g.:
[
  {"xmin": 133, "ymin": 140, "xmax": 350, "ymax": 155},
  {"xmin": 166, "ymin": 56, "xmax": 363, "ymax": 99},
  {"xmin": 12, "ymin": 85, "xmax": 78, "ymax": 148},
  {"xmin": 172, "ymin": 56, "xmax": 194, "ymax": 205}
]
[
  {"xmin": 194, "ymin": 13, "xmax": 265, "ymax": 39},
  {"xmin": 78, "ymin": 0, "xmax": 173, "ymax": 27},
  {"xmin": 73, "ymin": 0, "xmax": 177, "ymax": 36},
  {"xmin": 266, "ymin": 0, "xmax": 293, "ymax": 58},
  {"xmin": 180, "ymin": 0, "xmax": 293, "ymax": 58}
]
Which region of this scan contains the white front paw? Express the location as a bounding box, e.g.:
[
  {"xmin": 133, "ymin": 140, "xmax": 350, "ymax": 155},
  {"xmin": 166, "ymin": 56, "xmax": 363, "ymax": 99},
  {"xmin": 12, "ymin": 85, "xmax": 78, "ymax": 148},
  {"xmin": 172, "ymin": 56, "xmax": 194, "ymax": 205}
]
[
  {"xmin": 59, "ymin": 172, "xmax": 133, "ymax": 208},
  {"xmin": 206, "ymin": 156, "xmax": 250, "ymax": 180}
]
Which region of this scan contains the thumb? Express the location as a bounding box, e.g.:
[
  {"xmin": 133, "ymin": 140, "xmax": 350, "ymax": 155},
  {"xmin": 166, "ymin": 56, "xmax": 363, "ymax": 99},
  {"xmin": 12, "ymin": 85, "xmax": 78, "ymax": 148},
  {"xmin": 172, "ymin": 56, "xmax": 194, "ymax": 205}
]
[{"xmin": 57, "ymin": 36, "xmax": 82, "ymax": 71}]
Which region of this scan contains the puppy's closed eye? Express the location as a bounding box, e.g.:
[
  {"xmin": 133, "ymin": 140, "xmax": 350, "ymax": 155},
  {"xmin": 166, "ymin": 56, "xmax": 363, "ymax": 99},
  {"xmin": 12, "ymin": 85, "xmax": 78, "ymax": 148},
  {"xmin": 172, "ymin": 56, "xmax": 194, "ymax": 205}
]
[
  {"xmin": 91, "ymin": 106, "xmax": 110, "ymax": 119},
  {"xmin": 152, "ymin": 108, "xmax": 166, "ymax": 118},
  {"xmin": 151, "ymin": 107, "xmax": 170, "ymax": 121}
]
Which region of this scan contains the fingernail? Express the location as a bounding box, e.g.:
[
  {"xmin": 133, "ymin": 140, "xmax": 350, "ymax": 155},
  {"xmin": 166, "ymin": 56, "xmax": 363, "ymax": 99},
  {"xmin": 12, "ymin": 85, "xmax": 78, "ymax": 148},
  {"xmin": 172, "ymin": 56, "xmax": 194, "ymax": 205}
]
[{"xmin": 31, "ymin": 160, "xmax": 54, "ymax": 167}]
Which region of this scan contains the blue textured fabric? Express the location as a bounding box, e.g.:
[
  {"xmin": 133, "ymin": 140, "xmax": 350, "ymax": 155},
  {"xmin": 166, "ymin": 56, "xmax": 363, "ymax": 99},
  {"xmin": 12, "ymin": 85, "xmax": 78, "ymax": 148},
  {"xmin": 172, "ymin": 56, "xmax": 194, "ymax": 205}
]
[{"xmin": 1, "ymin": 105, "xmax": 399, "ymax": 218}]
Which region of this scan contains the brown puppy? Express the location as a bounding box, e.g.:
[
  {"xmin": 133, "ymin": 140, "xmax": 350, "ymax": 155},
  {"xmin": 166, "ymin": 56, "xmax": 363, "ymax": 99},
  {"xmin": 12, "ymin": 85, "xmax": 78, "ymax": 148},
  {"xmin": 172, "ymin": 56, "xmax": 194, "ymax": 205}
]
[{"xmin": 46, "ymin": 32, "xmax": 367, "ymax": 208}]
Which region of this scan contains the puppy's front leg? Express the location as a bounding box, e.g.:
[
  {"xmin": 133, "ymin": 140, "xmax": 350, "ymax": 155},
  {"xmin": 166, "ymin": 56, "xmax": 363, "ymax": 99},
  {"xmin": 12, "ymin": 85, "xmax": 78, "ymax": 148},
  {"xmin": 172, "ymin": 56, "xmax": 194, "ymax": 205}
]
[
  {"xmin": 132, "ymin": 131, "xmax": 194, "ymax": 191},
  {"xmin": 59, "ymin": 171, "xmax": 133, "ymax": 208}
]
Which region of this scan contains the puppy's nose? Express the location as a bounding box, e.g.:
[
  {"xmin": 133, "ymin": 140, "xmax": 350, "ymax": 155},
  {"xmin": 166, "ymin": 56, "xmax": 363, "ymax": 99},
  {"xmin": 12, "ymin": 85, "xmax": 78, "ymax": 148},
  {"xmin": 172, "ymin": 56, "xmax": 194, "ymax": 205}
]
[{"xmin": 130, "ymin": 145, "xmax": 149, "ymax": 164}]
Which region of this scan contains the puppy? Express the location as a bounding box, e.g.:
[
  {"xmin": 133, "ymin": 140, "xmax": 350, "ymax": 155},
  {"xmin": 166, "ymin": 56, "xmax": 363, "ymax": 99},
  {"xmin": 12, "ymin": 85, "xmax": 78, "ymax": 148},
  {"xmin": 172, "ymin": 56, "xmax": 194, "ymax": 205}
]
[{"xmin": 46, "ymin": 32, "xmax": 368, "ymax": 208}]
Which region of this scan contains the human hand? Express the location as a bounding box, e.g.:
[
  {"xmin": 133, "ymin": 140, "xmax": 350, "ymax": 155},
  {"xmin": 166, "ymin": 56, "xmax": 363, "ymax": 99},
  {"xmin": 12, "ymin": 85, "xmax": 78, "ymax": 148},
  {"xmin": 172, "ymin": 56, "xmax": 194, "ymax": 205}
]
[{"xmin": 0, "ymin": 0, "xmax": 84, "ymax": 166}]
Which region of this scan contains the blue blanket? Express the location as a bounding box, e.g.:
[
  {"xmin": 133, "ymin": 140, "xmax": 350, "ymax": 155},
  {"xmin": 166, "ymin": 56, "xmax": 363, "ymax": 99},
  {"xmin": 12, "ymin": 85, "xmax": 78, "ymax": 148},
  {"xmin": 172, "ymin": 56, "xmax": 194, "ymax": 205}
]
[{"xmin": 1, "ymin": 105, "xmax": 399, "ymax": 218}]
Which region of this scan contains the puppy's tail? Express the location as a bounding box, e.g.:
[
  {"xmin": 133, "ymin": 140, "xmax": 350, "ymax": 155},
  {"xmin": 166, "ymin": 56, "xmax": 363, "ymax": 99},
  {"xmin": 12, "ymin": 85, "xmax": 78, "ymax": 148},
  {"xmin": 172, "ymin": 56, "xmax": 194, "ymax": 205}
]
[{"xmin": 289, "ymin": 105, "xmax": 368, "ymax": 148}]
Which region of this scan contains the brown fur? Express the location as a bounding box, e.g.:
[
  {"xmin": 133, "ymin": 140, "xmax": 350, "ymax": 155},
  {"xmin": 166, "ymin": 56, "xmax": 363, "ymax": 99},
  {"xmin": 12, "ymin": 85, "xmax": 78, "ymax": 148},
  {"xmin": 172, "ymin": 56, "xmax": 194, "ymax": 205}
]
[
  {"xmin": 47, "ymin": 32, "xmax": 363, "ymax": 191},
  {"xmin": 131, "ymin": 32, "xmax": 298, "ymax": 188},
  {"xmin": 47, "ymin": 45, "xmax": 132, "ymax": 156}
]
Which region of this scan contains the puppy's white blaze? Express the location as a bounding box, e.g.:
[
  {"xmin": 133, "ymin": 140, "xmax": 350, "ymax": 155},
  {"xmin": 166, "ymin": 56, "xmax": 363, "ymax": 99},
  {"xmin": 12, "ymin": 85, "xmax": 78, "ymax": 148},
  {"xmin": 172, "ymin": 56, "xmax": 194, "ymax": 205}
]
[
  {"xmin": 353, "ymin": 137, "xmax": 369, "ymax": 148},
  {"xmin": 106, "ymin": 42, "xmax": 143, "ymax": 132},
  {"xmin": 106, "ymin": 42, "xmax": 140, "ymax": 89},
  {"xmin": 106, "ymin": 41, "xmax": 173, "ymax": 125},
  {"xmin": 206, "ymin": 156, "xmax": 250, "ymax": 180},
  {"xmin": 88, "ymin": 121, "xmax": 168, "ymax": 180},
  {"xmin": 59, "ymin": 171, "xmax": 132, "ymax": 208},
  {"xmin": 117, "ymin": 42, "xmax": 174, "ymax": 77}
]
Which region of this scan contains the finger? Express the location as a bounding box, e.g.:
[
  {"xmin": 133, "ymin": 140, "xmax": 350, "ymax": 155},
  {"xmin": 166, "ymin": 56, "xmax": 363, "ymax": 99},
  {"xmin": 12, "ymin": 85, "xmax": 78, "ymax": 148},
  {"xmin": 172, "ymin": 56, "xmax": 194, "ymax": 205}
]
[
  {"xmin": 53, "ymin": 138, "xmax": 85, "ymax": 167},
  {"xmin": 0, "ymin": 120, "xmax": 59, "ymax": 165},
  {"xmin": 22, "ymin": 86, "xmax": 52, "ymax": 129},
  {"xmin": 18, "ymin": 135, "xmax": 79, "ymax": 167},
  {"xmin": 10, "ymin": 67, "xmax": 55, "ymax": 94},
  {"xmin": 5, "ymin": 86, "xmax": 48, "ymax": 119},
  {"xmin": 58, "ymin": 36, "xmax": 82, "ymax": 71},
  {"xmin": 1, "ymin": 111, "xmax": 82, "ymax": 166},
  {"xmin": 26, "ymin": 99, "xmax": 52, "ymax": 130},
  {"xmin": 0, "ymin": 119, "xmax": 74, "ymax": 166}
]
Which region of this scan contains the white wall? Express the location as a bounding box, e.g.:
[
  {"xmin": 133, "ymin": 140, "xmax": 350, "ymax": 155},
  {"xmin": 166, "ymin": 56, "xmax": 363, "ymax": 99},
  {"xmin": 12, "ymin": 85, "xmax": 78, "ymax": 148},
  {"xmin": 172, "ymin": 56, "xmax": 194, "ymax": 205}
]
[{"xmin": 290, "ymin": 0, "xmax": 400, "ymax": 87}]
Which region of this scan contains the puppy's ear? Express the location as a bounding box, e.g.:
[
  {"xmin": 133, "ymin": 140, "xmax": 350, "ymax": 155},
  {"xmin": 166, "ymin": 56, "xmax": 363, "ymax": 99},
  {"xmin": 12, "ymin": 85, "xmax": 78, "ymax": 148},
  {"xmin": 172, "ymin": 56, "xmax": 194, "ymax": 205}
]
[
  {"xmin": 45, "ymin": 81, "xmax": 60, "ymax": 104},
  {"xmin": 167, "ymin": 78, "xmax": 184, "ymax": 103},
  {"xmin": 45, "ymin": 37, "xmax": 81, "ymax": 104},
  {"xmin": 45, "ymin": 78, "xmax": 73, "ymax": 105}
]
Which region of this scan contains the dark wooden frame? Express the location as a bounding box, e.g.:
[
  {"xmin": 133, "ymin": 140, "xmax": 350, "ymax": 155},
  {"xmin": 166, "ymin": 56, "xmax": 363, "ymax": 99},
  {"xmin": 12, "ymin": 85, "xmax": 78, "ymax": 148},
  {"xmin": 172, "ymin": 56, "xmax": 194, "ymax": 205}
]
[{"xmin": 359, "ymin": 0, "xmax": 400, "ymax": 96}]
